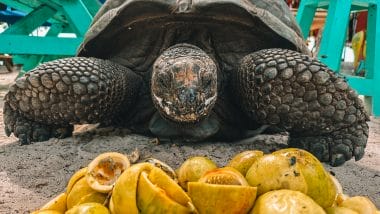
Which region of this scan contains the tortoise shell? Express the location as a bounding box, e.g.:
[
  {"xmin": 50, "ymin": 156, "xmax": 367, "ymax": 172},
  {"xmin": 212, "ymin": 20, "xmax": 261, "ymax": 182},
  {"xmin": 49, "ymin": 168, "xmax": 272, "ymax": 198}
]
[{"xmin": 78, "ymin": 0, "xmax": 308, "ymax": 74}]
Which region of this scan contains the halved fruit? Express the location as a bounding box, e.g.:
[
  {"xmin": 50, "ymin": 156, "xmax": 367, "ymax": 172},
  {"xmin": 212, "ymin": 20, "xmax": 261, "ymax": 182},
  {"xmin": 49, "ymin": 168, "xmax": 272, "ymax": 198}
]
[
  {"xmin": 86, "ymin": 152, "xmax": 130, "ymax": 193},
  {"xmin": 144, "ymin": 158, "xmax": 178, "ymax": 182},
  {"xmin": 251, "ymin": 189, "xmax": 325, "ymax": 214},
  {"xmin": 66, "ymin": 177, "xmax": 107, "ymax": 209},
  {"xmin": 227, "ymin": 150, "xmax": 264, "ymax": 176},
  {"xmin": 188, "ymin": 182, "xmax": 257, "ymax": 214},
  {"xmin": 198, "ymin": 167, "xmax": 248, "ymax": 186},
  {"xmin": 66, "ymin": 167, "xmax": 87, "ymax": 194},
  {"xmin": 110, "ymin": 163, "xmax": 154, "ymax": 214},
  {"xmin": 137, "ymin": 170, "xmax": 195, "ymax": 213},
  {"xmin": 110, "ymin": 163, "xmax": 196, "ymax": 214},
  {"xmin": 65, "ymin": 202, "xmax": 110, "ymax": 214},
  {"xmin": 146, "ymin": 166, "xmax": 194, "ymax": 208},
  {"xmin": 177, "ymin": 156, "xmax": 217, "ymax": 191},
  {"xmin": 39, "ymin": 192, "xmax": 67, "ymax": 212},
  {"xmin": 188, "ymin": 167, "xmax": 257, "ymax": 214}
]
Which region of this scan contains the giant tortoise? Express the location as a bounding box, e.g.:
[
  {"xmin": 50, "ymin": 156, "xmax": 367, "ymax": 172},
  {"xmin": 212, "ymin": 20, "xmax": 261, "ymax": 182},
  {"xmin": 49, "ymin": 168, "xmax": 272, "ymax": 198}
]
[{"xmin": 3, "ymin": 0, "xmax": 369, "ymax": 166}]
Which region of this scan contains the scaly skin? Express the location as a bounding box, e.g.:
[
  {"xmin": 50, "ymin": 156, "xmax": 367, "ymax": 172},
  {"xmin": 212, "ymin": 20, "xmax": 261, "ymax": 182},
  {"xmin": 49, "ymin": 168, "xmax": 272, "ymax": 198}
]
[
  {"xmin": 236, "ymin": 49, "xmax": 369, "ymax": 166},
  {"xmin": 3, "ymin": 48, "xmax": 370, "ymax": 166},
  {"xmin": 3, "ymin": 57, "xmax": 142, "ymax": 144},
  {"xmin": 4, "ymin": 102, "xmax": 73, "ymax": 144}
]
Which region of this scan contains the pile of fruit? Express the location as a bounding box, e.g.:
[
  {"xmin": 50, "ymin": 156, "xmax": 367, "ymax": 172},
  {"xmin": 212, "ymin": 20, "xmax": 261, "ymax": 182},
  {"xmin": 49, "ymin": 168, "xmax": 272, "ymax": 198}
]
[{"xmin": 32, "ymin": 148, "xmax": 379, "ymax": 214}]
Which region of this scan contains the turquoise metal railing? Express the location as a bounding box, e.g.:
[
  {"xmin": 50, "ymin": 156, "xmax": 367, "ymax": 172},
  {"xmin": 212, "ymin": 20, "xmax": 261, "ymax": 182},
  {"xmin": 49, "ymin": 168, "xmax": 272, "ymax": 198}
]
[{"xmin": 0, "ymin": 0, "xmax": 102, "ymax": 72}]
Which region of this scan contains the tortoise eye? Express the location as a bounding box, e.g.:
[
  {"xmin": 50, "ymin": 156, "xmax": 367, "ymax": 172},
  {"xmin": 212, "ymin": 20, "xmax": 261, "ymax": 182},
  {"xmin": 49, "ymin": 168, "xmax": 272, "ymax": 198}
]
[
  {"xmin": 202, "ymin": 72, "xmax": 213, "ymax": 88},
  {"xmin": 157, "ymin": 73, "xmax": 171, "ymax": 88},
  {"xmin": 192, "ymin": 64, "xmax": 200, "ymax": 73}
]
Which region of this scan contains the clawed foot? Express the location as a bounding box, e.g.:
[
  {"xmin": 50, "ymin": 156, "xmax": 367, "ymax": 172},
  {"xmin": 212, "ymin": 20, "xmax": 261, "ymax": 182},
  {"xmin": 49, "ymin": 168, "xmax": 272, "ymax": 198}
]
[
  {"xmin": 3, "ymin": 102, "xmax": 73, "ymax": 144},
  {"xmin": 289, "ymin": 123, "xmax": 368, "ymax": 166}
]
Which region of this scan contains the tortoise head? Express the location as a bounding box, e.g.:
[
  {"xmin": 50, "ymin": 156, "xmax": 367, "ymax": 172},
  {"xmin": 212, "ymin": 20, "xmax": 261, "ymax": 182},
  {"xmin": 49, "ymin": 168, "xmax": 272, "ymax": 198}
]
[{"xmin": 151, "ymin": 44, "xmax": 218, "ymax": 123}]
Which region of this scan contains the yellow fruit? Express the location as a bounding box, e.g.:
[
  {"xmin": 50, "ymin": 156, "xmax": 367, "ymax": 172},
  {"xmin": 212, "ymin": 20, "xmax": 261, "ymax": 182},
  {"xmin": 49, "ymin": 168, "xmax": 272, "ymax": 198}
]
[
  {"xmin": 137, "ymin": 170, "xmax": 194, "ymax": 213},
  {"xmin": 329, "ymin": 174, "xmax": 349, "ymax": 206},
  {"xmin": 86, "ymin": 152, "xmax": 130, "ymax": 193},
  {"xmin": 352, "ymin": 31, "xmax": 365, "ymax": 68},
  {"xmin": 66, "ymin": 177, "xmax": 107, "ymax": 209},
  {"xmin": 188, "ymin": 182, "xmax": 257, "ymax": 214},
  {"xmin": 177, "ymin": 156, "xmax": 217, "ymax": 190},
  {"xmin": 325, "ymin": 207, "xmax": 359, "ymax": 214},
  {"xmin": 110, "ymin": 163, "xmax": 195, "ymax": 214},
  {"xmin": 272, "ymin": 148, "xmax": 337, "ymax": 208},
  {"xmin": 198, "ymin": 167, "xmax": 248, "ymax": 186},
  {"xmin": 65, "ymin": 202, "xmax": 109, "ymax": 214},
  {"xmin": 336, "ymin": 193, "xmax": 350, "ymax": 206},
  {"xmin": 329, "ymin": 174, "xmax": 343, "ymax": 195},
  {"xmin": 188, "ymin": 167, "xmax": 257, "ymax": 214},
  {"xmin": 146, "ymin": 166, "xmax": 193, "ymax": 208},
  {"xmin": 66, "ymin": 167, "xmax": 87, "ymax": 194},
  {"xmin": 339, "ymin": 196, "xmax": 378, "ymax": 214},
  {"xmin": 39, "ymin": 192, "xmax": 67, "ymax": 212},
  {"xmin": 251, "ymin": 189, "xmax": 326, "ymax": 214},
  {"xmin": 31, "ymin": 210, "xmax": 62, "ymax": 214},
  {"xmin": 110, "ymin": 163, "xmax": 154, "ymax": 214},
  {"xmin": 246, "ymin": 153, "xmax": 308, "ymax": 195},
  {"xmin": 227, "ymin": 150, "xmax": 264, "ymax": 176},
  {"xmin": 144, "ymin": 158, "xmax": 178, "ymax": 182}
]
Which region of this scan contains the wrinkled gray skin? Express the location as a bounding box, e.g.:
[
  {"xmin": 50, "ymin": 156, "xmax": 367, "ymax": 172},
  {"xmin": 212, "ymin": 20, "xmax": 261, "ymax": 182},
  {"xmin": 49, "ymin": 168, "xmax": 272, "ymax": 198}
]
[{"xmin": 3, "ymin": 0, "xmax": 369, "ymax": 166}]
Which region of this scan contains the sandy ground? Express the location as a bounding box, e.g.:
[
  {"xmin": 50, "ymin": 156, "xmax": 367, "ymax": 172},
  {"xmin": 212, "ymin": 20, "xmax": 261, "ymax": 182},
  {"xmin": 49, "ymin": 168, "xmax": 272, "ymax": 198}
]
[{"xmin": 0, "ymin": 69, "xmax": 379, "ymax": 213}]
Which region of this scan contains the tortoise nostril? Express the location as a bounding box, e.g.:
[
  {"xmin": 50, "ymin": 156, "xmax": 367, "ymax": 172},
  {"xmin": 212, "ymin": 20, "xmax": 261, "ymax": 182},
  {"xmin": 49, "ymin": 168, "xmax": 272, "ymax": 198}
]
[
  {"xmin": 179, "ymin": 88, "xmax": 196, "ymax": 104},
  {"xmin": 188, "ymin": 88, "xmax": 196, "ymax": 103}
]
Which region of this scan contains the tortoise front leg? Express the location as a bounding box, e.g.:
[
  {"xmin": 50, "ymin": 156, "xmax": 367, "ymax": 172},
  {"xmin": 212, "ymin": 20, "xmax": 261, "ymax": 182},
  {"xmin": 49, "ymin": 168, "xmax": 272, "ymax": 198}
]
[
  {"xmin": 4, "ymin": 57, "xmax": 142, "ymax": 144},
  {"xmin": 234, "ymin": 48, "xmax": 369, "ymax": 166}
]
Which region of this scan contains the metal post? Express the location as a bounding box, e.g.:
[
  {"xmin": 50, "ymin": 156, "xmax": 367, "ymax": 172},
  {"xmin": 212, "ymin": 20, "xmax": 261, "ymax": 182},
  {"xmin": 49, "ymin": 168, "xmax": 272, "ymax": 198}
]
[
  {"xmin": 366, "ymin": 3, "xmax": 380, "ymax": 115},
  {"xmin": 318, "ymin": 0, "xmax": 352, "ymax": 71},
  {"xmin": 296, "ymin": 0, "xmax": 318, "ymax": 38}
]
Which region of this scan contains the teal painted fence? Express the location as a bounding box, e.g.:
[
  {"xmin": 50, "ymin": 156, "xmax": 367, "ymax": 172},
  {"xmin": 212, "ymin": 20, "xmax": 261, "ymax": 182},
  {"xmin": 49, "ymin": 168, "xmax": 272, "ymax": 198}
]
[{"xmin": 0, "ymin": 0, "xmax": 101, "ymax": 72}]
